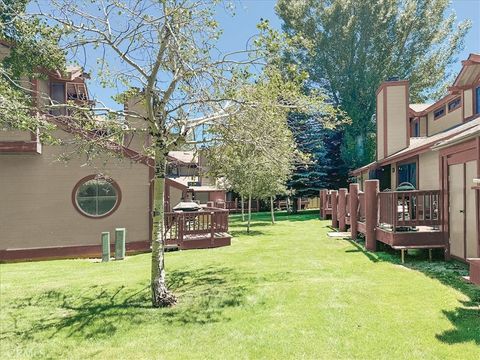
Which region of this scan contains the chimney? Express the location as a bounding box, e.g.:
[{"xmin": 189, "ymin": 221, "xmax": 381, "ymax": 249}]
[{"xmin": 376, "ymin": 79, "xmax": 409, "ymax": 160}]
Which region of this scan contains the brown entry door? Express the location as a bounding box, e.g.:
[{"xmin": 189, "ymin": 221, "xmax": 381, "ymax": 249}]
[{"xmin": 449, "ymin": 161, "xmax": 478, "ymax": 260}]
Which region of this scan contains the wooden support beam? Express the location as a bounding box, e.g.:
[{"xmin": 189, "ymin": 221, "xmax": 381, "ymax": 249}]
[
  {"xmin": 331, "ymin": 190, "xmax": 338, "ymax": 229},
  {"xmin": 365, "ymin": 180, "xmax": 379, "ymax": 252},
  {"xmin": 349, "ymin": 183, "xmax": 359, "ymax": 240},
  {"xmin": 338, "ymin": 188, "xmax": 347, "ymax": 232},
  {"xmin": 319, "ymin": 189, "xmax": 327, "ymax": 219}
]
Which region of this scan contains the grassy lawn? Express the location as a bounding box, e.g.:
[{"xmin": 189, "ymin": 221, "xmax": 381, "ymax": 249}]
[{"xmin": 1, "ymin": 211, "xmax": 479, "ymax": 359}]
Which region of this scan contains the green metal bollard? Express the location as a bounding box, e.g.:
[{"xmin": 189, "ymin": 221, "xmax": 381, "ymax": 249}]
[
  {"xmin": 101, "ymin": 232, "xmax": 110, "ymax": 262},
  {"xmin": 115, "ymin": 228, "xmax": 126, "ymax": 260}
]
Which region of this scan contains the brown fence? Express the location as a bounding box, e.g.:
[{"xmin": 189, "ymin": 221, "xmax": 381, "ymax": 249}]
[{"xmin": 225, "ymin": 199, "xmax": 259, "ymax": 213}]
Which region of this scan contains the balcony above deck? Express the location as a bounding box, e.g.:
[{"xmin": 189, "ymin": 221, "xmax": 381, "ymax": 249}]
[{"xmin": 0, "ymin": 130, "xmax": 41, "ymax": 154}]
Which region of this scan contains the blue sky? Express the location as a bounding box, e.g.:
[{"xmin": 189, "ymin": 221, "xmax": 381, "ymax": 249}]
[{"xmin": 86, "ymin": 0, "xmax": 480, "ymax": 110}]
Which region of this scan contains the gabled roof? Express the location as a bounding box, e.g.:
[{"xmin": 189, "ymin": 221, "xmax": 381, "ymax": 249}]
[
  {"xmin": 350, "ymin": 161, "xmax": 377, "ymax": 176},
  {"xmin": 408, "ymin": 53, "xmax": 480, "ymax": 117},
  {"xmin": 432, "ymin": 123, "xmax": 480, "ymax": 150},
  {"xmin": 167, "ymin": 151, "xmax": 197, "ymax": 164},
  {"xmin": 377, "ymin": 116, "xmax": 480, "ymax": 165},
  {"xmin": 166, "ymin": 178, "xmax": 188, "ymax": 190},
  {"xmin": 409, "ymin": 103, "xmax": 432, "ymax": 113},
  {"xmin": 352, "ymin": 115, "xmax": 480, "ymax": 175},
  {"xmin": 168, "ymin": 176, "xmax": 198, "ymax": 187},
  {"xmin": 452, "ymin": 53, "xmax": 480, "ymax": 89}
]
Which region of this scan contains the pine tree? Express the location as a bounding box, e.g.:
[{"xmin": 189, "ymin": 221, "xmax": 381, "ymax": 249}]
[{"xmin": 287, "ymin": 113, "xmax": 348, "ymax": 197}]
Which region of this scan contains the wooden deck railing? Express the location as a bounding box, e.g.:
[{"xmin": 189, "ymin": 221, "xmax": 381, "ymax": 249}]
[
  {"xmin": 378, "ymin": 190, "xmax": 441, "ymax": 229},
  {"xmin": 320, "ymin": 186, "xmax": 442, "ymax": 231},
  {"xmin": 164, "ymin": 208, "xmax": 229, "ymax": 245},
  {"xmin": 358, "ymin": 192, "xmax": 366, "ymax": 222},
  {"xmin": 319, "ymin": 181, "xmax": 446, "ymax": 256}
]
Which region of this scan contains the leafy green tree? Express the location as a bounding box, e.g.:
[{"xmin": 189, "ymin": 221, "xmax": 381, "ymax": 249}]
[
  {"xmin": 1, "ymin": 0, "xmax": 64, "ymax": 137},
  {"xmin": 276, "ymin": 0, "xmax": 471, "ymax": 168},
  {"xmin": 205, "ymin": 66, "xmax": 337, "ymax": 229},
  {"xmin": 4, "ymin": 0, "xmax": 266, "ymax": 308}
]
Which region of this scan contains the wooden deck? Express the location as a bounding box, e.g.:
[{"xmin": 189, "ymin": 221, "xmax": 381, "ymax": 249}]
[
  {"xmin": 164, "ymin": 208, "xmax": 231, "ymax": 250},
  {"xmin": 375, "ymin": 227, "xmax": 444, "ymax": 247},
  {"xmin": 321, "ymin": 186, "xmax": 447, "ymax": 260}
]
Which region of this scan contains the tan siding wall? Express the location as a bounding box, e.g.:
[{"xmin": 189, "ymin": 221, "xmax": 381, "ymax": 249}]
[
  {"xmin": 37, "ymin": 79, "xmax": 50, "ymax": 107},
  {"xmin": 427, "ymin": 106, "xmax": 463, "ymax": 135},
  {"xmin": 126, "ymin": 97, "xmax": 147, "ymax": 129},
  {"xmin": 0, "ymin": 140, "xmax": 150, "ymax": 250},
  {"xmin": 464, "ymin": 89, "xmax": 473, "ymax": 119},
  {"xmin": 125, "ymin": 132, "xmax": 147, "ymax": 154},
  {"xmin": 124, "ymin": 98, "xmax": 150, "ymax": 154},
  {"xmin": 358, "ymin": 171, "xmax": 369, "ymax": 191},
  {"xmin": 0, "ymin": 130, "xmax": 31, "ymax": 141},
  {"xmin": 419, "ymin": 151, "xmax": 440, "ymax": 190},
  {"xmin": 178, "ymin": 166, "xmax": 197, "ymax": 177},
  {"xmin": 377, "ymin": 90, "xmax": 384, "ymax": 160},
  {"xmin": 420, "ymin": 116, "xmax": 427, "ymax": 136},
  {"xmin": 170, "ymin": 187, "xmax": 183, "ymax": 208},
  {"xmin": 386, "ymin": 86, "xmax": 408, "ymax": 156}
]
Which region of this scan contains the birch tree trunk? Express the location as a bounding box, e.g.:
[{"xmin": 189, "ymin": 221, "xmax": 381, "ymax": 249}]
[
  {"xmin": 247, "ymin": 195, "xmax": 252, "ymax": 233},
  {"xmin": 241, "ymin": 194, "xmax": 245, "ymax": 222},
  {"xmin": 270, "ymin": 196, "xmax": 275, "ymax": 224},
  {"xmin": 151, "ymin": 149, "xmax": 176, "ymax": 307}
]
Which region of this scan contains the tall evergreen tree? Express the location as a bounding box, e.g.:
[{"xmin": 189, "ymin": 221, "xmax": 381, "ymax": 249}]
[
  {"xmin": 276, "ymin": 0, "xmax": 471, "ymax": 169},
  {"xmin": 287, "ymin": 113, "xmax": 348, "ymax": 197}
]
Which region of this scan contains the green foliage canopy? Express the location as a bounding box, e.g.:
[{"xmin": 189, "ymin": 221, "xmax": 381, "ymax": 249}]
[{"xmin": 276, "ymin": 0, "xmax": 471, "ymax": 168}]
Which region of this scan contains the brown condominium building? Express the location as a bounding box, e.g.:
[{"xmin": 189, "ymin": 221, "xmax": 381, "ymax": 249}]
[{"xmin": 0, "ymin": 41, "xmax": 227, "ymax": 261}]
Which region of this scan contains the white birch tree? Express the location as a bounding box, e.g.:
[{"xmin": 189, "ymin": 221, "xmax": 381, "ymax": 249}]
[{"xmin": 12, "ymin": 0, "xmax": 266, "ymax": 307}]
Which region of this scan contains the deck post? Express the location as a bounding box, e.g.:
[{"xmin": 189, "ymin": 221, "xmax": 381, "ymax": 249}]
[
  {"xmin": 322, "ymin": 189, "xmax": 329, "ymax": 219},
  {"xmin": 210, "ymin": 212, "xmax": 215, "ymax": 246},
  {"xmin": 365, "ymin": 180, "xmax": 379, "ymax": 252},
  {"xmin": 178, "ymin": 214, "xmax": 184, "ymax": 247},
  {"xmin": 319, "ymin": 189, "xmax": 326, "ymax": 219},
  {"xmin": 338, "ymin": 188, "xmax": 347, "ymax": 231},
  {"xmin": 349, "ymin": 183, "xmax": 359, "ymax": 240},
  {"xmin": 331, "ymin": 190, "xmax": 338, "ymax": 229}
]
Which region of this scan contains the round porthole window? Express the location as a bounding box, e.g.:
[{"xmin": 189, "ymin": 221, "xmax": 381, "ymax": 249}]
[{"xmin": 73, "ymin": 175, "xmax": 121, "ymax": 218}]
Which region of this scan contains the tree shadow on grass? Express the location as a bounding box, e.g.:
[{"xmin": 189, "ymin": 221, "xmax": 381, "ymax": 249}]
[
  {"xmin": 1, "ymin": 267, "xmax": 251, "ymax": 342},
  {"xmin": 342, "ymin": 237, "xmax": 480, "ymax": 346},
  {"xmin": 229, "ymin": 229, "xmax": 265, "ymax": 237}
]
